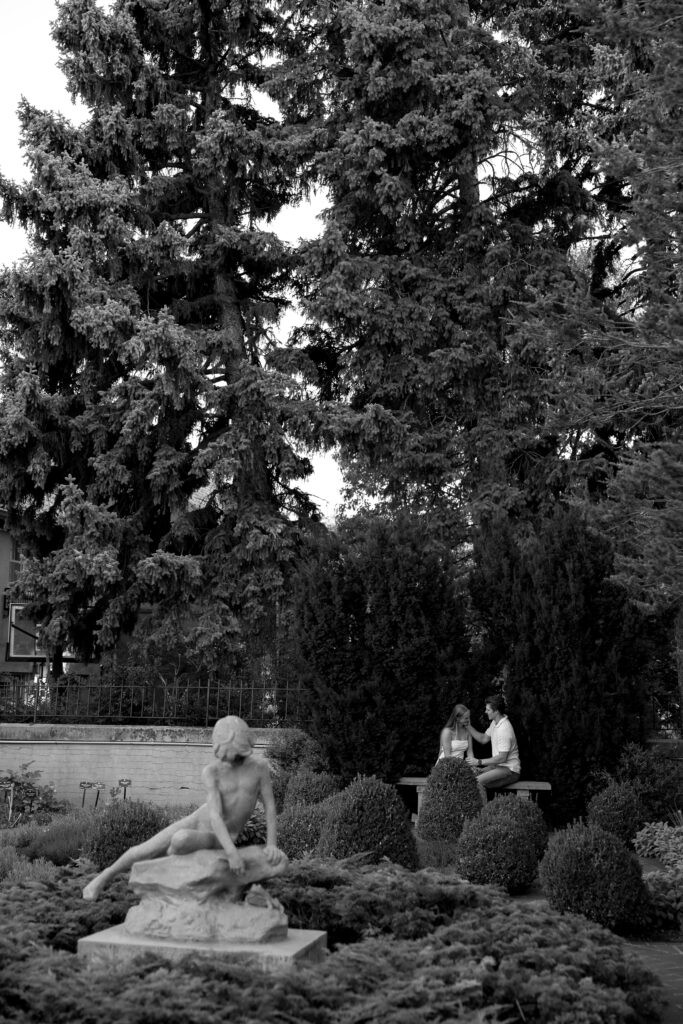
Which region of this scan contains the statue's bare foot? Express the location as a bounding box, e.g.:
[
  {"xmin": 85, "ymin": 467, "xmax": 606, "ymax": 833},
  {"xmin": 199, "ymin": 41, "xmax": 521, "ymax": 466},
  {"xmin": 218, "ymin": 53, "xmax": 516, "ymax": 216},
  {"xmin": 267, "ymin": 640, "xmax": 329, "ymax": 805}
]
[{"xmin": 82, "ymin": 878, "xmax": 104, "ymax": 901}]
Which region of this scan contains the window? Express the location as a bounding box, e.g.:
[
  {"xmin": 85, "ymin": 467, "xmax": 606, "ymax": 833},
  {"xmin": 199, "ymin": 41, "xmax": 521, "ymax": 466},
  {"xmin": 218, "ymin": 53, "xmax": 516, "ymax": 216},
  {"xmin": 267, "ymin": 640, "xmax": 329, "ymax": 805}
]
[{"xmin": 8, "ymin": 604, "xmax": 45, "ymax": 660}]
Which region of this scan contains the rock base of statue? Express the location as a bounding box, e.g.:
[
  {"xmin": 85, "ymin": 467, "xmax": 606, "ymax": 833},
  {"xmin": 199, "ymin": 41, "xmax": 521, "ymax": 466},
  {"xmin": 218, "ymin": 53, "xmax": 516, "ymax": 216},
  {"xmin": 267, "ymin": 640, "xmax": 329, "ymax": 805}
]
[
  {"xmin": 77, "ymin": 847, "xmax": 327, "ymax": 970},
  {"xmin": 124, "ymin": 848, "xmax": 289, "ymax": 942}
]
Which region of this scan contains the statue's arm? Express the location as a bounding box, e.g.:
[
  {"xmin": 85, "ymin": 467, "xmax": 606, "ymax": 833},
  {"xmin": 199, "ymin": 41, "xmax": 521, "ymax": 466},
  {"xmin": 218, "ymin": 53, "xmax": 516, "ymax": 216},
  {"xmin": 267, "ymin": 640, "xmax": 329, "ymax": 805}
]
[
  {"xmin": 258, "ymin": 761, "xmax": 286, "ymax": 865},
  {"xmin": 201, "ymin": 764, "xmax": 244, "ymax": 872}
]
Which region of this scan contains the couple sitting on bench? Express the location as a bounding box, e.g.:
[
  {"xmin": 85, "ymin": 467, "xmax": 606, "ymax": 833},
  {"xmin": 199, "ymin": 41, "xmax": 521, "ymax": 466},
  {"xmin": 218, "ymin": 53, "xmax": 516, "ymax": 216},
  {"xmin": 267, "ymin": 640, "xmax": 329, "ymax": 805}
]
[{"xmin": 438, "ymin": 694, "xmax": 520, "ymax": 805}]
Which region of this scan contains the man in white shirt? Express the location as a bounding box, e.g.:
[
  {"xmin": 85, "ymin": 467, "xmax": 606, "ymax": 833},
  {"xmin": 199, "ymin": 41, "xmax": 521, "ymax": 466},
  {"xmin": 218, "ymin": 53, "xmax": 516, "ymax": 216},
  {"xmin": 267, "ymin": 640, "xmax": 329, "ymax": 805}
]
[{"xmin": 465, "ymin": 694, "xmax": 521, "ymax": 804}]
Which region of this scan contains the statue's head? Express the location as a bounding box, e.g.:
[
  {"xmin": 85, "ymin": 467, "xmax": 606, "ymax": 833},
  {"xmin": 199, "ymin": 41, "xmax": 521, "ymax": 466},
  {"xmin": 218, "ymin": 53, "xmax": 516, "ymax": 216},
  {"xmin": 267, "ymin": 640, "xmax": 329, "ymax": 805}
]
[{"xmin": 212, "ymin": 715, "xmax": 254, "ymax": 762}]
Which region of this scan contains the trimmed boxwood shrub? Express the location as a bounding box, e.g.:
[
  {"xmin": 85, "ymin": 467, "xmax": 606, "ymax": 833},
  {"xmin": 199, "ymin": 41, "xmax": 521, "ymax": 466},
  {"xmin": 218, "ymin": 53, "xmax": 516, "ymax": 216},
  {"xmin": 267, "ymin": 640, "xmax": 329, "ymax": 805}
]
[
  {"xmin": 539, "ymin": 822, "xmax": 652, "ymax": 933},
  {"xmin": 479, "ymin": 795, "xmax": 548, "ymax": 859},
  {"xmin": 455, "ymin": 813, "xmax": 539, "ymax": 894},
  {"xmin": 83, "ymin": 800, "xmax": 175, "ymax": 870},
  {"xmin": 284, "ymin": 768, "xmax": 343, "ymax": 808},
  {"xmin": 317, "ymin": 776, "xmax": 418, "ymax": 869},
  {"xmin": 587, "ymin": 780, "xmax": 644, "ymax": 845},
  {"xmin": 277, "ymin": 801, "xmax": 330, "ymax": 860},
  {"xmin": 416, "ymin": 758, "xmax": 481, "ymax": 843}
]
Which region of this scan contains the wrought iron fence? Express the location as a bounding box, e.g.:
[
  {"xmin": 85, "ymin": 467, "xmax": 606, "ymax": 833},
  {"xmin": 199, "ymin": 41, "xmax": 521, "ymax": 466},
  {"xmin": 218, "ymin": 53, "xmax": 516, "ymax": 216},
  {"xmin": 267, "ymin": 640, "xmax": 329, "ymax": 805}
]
[{"xmin": 0, "ymin": 668, "xmax": 302, "ymax": 729}]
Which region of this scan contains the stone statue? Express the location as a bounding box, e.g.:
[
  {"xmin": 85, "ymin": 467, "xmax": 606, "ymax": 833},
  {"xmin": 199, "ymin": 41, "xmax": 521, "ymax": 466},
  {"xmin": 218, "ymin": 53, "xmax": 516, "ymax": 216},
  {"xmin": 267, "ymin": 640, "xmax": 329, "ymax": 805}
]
[{"xmin": 82, "ymin": 715, "xmax": 288, "ymax": 904}]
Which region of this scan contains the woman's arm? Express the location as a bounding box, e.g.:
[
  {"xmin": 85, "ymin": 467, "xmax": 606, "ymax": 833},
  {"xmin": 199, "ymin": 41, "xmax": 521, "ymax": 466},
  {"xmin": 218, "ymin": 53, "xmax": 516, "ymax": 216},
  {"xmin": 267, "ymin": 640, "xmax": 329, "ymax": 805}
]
[{"xmin": 439, "ymin": 727, "xmax": 453, "ymax": 758}]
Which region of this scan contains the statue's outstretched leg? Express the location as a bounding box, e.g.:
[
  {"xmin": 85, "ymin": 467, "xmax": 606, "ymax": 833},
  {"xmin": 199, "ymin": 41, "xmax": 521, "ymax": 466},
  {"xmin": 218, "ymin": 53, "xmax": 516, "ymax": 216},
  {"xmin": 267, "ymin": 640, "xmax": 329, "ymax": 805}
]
[{"xmin": 82, "ymin": 816, "xmax": 216, "ymax": 900}]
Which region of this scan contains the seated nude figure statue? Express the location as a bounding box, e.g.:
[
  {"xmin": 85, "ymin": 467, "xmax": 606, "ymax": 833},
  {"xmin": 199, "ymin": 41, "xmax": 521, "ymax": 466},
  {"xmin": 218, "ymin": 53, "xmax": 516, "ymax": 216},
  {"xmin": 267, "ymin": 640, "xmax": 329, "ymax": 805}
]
[{"xmin": 82, "ymin": 715, "xmax": 287, "ymax": 901}]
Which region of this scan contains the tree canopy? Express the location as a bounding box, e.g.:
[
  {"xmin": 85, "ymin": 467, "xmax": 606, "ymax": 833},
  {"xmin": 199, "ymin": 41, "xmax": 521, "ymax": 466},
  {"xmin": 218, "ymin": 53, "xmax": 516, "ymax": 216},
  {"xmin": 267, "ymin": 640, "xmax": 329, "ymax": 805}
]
[{"xmin": 0, "ymin": 0, "xmax": 323, "ymax": 670}]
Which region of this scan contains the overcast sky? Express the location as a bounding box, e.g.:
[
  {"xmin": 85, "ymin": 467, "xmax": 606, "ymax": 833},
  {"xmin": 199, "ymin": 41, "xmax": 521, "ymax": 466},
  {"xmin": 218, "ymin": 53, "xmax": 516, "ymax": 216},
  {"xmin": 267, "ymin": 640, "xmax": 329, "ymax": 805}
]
[{"xmin": 0, "ymin": 1, "xmax": 342, "ymax": 516}]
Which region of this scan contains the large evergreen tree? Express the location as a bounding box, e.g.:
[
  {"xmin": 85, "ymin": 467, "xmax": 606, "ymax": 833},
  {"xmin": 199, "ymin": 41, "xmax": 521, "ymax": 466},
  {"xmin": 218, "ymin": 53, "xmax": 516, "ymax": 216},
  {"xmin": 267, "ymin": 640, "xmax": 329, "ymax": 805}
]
[
  {"xmin": 0, "ymin": 0, "xmax": 322, "ymax": 674},
  {"xmin": 290, "ymin": 0, "xmax": 635, "ymax": 520}
]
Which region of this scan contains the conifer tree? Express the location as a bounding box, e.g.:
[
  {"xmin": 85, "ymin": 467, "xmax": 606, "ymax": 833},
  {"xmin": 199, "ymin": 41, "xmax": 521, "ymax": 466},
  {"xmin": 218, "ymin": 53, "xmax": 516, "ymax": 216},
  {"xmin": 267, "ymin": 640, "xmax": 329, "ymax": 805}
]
[
  {"xmin": 469, "ymin": 507, "xmax": 672, "ymax": 823},
  {"xmin": 288, "ymin": 512, "xmax": 470, "ymax": 779},
  {"xmin": 0, "ymin": 0, "xmax": 321, "ymax": 673}
]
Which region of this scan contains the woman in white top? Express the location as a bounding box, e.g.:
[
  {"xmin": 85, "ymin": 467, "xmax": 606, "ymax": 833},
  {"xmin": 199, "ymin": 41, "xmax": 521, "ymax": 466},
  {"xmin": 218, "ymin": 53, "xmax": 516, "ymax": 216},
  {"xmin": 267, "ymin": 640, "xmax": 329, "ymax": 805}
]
[{"xmin": 437, "ymin": 703, "xmax": 473, "ymax": 764}]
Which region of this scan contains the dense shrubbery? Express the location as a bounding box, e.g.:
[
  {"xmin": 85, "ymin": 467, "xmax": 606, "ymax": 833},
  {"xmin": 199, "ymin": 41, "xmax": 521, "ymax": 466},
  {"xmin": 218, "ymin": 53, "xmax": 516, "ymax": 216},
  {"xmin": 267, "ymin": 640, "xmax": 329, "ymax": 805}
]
[
  {"xmin": 277, "ymin": 801, "xmax": 330, "ymax": 860},
  {"xmin": 612, "ymin": 743, "xmax": 679, "ymax": 823},
  {"xmin": 416, "ymin": 758, "xmax": 481, "ymax": 845},
  {"xmin": 317, "ymin": 776, "xmax": 418, "ymax": 869},
  {"xmin": 0, "ymin": 857, "xmax": 664, "ymax": 1024},
  {"xmin": 643, "ymin": 867, "xmax": 683, "ymax": 934},
  {"xmin": 635, "ymin": 821, "xmax": 683, "ymax": 866},
  {"xmin": 267, "ymin": 728, "xmax": 329, "ymax": 774},
  {"xmin": 455, "ymin": 816, "xmax": 538, "ymax": 895},
  {"xmin": 0, "ymin": 762, "xmax": 66, "ymax": 827},
  {"xmin": 454, "ymin": 797, "xmax": 547, "ymax": 894},
  {"xmin": 19, "ymin": 811, "xmax": 95, "ymax": 865},
  {"xmin": 284, "ymin": 769, "xmax": 343, "ymax": 808},
  {"xmin": 82, "ymin": 800, "xmax": 175, "ymax": 869},
  {"xmin": 539, "ymin": 822, "xmax": 651, "ymax": 933},
  {"xmin": 587, "ymin": 780, "xmax": 644, "ymax": 844},
  {"xmin": 480, "ymin": 796, "xmax": 548, "ymax": 859}
]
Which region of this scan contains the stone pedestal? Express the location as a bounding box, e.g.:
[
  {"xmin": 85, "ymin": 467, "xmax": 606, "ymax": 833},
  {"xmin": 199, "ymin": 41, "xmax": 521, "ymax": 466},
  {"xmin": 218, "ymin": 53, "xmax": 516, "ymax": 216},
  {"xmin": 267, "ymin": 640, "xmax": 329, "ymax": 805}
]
[
  {"xmin": 77, "ymin": 924, "xmax": 327, "ymax": 970},
  {"xmin": 78, "ymin": 848, "xmax": 326, "ymax": 971}
]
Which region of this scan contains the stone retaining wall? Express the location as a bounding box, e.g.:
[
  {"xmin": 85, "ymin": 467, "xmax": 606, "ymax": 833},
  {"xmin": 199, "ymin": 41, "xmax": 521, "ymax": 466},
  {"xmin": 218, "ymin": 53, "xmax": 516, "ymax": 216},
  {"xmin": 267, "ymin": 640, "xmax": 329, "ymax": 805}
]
[{"xmin": 0, "ymin": 724, "xmax": 276, "ymax": 810}]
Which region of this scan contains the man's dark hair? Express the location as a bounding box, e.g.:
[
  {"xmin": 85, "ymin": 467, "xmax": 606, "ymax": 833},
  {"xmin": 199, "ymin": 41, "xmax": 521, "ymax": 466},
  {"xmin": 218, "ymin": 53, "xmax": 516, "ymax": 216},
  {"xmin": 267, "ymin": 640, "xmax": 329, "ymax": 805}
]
[{"xmin": 485, "ymin": 693, "xmax": 506, "ymax": 714}]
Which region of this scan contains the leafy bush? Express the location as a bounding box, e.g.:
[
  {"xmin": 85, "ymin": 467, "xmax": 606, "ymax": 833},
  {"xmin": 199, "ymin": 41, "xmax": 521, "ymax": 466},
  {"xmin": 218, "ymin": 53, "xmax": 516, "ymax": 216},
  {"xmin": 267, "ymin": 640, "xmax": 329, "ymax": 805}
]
[
  {"xmin": 416, "ymin": 758, "xmax": 481, "ymax": 844},
  {"xmin": 539, "ymin": 822, "xmax": 652, "ymax": 933},
  {"xmin": 479, "ymin": 795, "xmax": 548, "ymax": 859},
  {"xmin": 83, "ymin": 800, "xmax": 175, "ymax": 869},
  {"xmin": 235, "ymin": 807, "xmax": 267, "ymax": 847},
  {"xmin": 317, "ymin": 776, "xmax": 418, "ymax": 869},
  {"xmin": 613, "ymin": 742, "xmax": 679, "ymax": 823},
  {"xmin": 634, "ymin": 820, "xmax": 683, "ymax": 867},
  {"xmin": 587, "ymin": 780, "xmax": 644, "ymax": 844},
  {"xmin": 0, "ymin": 861, "xmax": 133, "ymax": 954},
  {"xmin": 0, "ymin": 762, "xmax": 65, "ymax": 827},
  {"xmin": 21, "ymin": 811, "xmax": 95, "ymax": 865},
  {"xmin": 455, "ymin": 813, "xmax": 539, "ymax": 894},
  {"xmin": 269, "ymin": 766, "xmax": 290, "ymax": 812},
  {"xmin": 0, "ymin": 845, "xmax": 21, "ymax": 881},
  {"xmin": 266, "ymin": 728, "xmax": 329, "ymax": 774},
  {"xmin": 277, "ymin": 801, "xmax": 332, "ymax": 860},
  {"xmin": 642, "ymin": 867, "xmax": 683, "ymax": 934},
  {"xmin": 4, "ymin": 857, "xmax": 59, "ymax": 886},
  {"xmin": 284, "ymin": 768, "xmax": 343, "ymax": 808}
]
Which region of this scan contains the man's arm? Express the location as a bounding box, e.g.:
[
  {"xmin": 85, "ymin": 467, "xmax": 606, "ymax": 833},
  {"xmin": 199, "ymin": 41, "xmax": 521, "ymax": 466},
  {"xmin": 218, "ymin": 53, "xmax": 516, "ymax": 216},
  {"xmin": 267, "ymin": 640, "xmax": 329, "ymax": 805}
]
[
  {"xmin": 471, "ymin": 747, "xmax": 510, "ymax": 768},
  {"xmin": 466, "ymin": 722, "xmax": 491, "ymax": 746},
  {"xmin": 201, "ymin": 764, "xmax": 245, "ymax": 872}
]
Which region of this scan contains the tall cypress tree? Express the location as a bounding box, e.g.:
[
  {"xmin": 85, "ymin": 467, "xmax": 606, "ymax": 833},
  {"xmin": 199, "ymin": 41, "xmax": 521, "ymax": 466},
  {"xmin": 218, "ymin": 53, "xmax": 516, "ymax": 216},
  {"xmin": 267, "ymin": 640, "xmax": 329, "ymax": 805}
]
[
  {"xmin": 289, "ymin": 512, "xmax": 470, "ymax": 779},
  {"xmin": 0, "ymin": 0, "xmax": 321, "ymax": 673},
  {"xmin": 469, "ymin": 506, "xmax": 670, "ymax": 823}
]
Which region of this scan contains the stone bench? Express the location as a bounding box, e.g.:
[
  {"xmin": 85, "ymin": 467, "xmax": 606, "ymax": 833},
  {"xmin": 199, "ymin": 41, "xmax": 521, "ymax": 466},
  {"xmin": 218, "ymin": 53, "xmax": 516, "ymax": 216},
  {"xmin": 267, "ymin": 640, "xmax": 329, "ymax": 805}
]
[{"xmin": 397, "ymin": 776, "xmax": 552, "ymax": 815}]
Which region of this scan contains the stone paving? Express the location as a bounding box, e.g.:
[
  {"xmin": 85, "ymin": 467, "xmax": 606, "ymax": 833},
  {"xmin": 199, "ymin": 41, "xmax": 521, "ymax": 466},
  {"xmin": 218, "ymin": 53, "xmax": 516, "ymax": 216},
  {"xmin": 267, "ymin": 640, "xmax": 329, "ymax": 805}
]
[{"xmin": 624, "ymin": 941, "xmax": 683, "ymax": 1024}]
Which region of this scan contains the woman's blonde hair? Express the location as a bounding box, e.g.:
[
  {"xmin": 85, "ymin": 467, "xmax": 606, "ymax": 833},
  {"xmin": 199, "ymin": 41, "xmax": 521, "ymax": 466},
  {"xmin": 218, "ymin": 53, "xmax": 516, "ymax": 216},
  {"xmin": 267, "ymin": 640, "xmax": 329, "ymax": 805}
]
[{"xmin": 445, "ymin": 703, "xmax": 469, "ymax": 730}]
